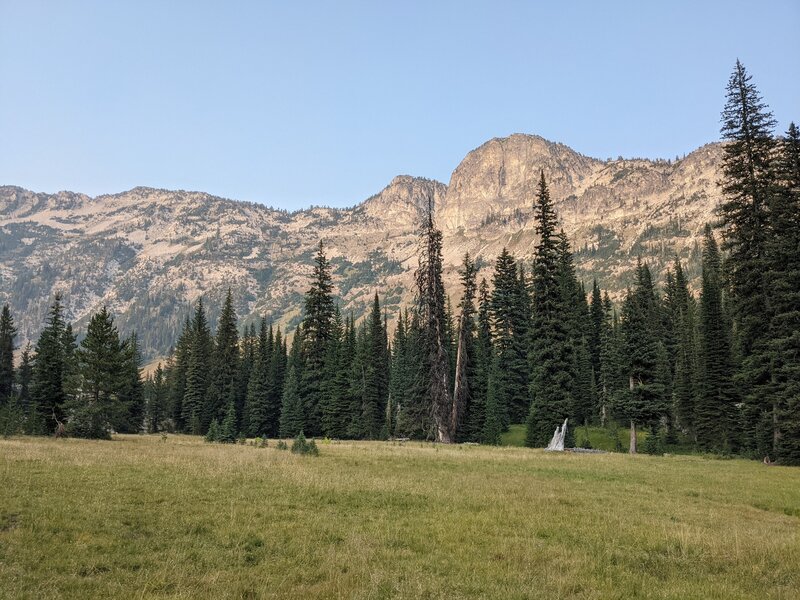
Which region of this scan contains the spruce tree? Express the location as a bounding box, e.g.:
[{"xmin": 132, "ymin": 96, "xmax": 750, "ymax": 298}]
[
  {"xmin": 68, "ymin": 307, "xmax": 123, "ymax": 439},
  {"xmin": 598, "ymin": 293, "xmax": 622, "ymax": 427},
  {"xmin": 266, "ymin": 327, "xmax": 287, "ymax": 437},
  {"xmin": 588, "ymin": 281, "xmax": 604, "ymax": 378},
  {"xmin": 695, "ymin": 226, "xmax": 739, "ymax": 452},
  {"xmin": 322, "ymin": 307, "xmax": 352, "ymax": 438},
  {"xmin": 360, "ymin": 294, "xmax": 388, "ymax": 439},
  {"xmin": 204, "ymin": 289, "xmax": 239, "ymax": 431},
  {"xmin": 452, "ymin": 253, "xmax": 477, "ymax": 440},
  {"xmin": 0, "ymin": 304, "xmax": 16, "ymax": 406},
  {"xmin": 280, "ymin": 329, "xmax": 305, "ymax": 438},
  {"xmin": 526, "ymin": 172, "xmax": 574, "ymax": 447},
  {"xmin": 301, "ymin": 242, "xmax": 336, "ymax": 437},
  {"xmin": 414, "ymin": 194, "xmax": 452, "ymax": 442},
  {"xmin": 770, "ymin": 123, "xmax": 800, "ymax": 464},
  {"xmin": 613, "ymin": 262, "xmax": 670, "ymax": 453},
  {"xmin": 146, "ymin": 363, "xmax": 168, "ymax": 433},
  {"xmin": 168, "ymin": 315, "xmax": 192, "ymax": 430},
  {"xmin": 31, "ymin": 294, "xmax": 68, "ymax": 433},
  {"xmin": 718, "ymin": 60, "xmax": 778, "ymax": 455},
  {"xmin": 489, "ymin": 248, "xmax": 527, "ymax": 429},
  {"xmin": 182, "ymin": 298, "xmax": 212, "ymax": 434},
  {"xmin": 246, "ymin": 318, "xmax": 271, "ymax": 436},
  {"xmin": 464, "ymin": 278, "xmax": 492, "ymax": 442},
  {"xmin": 219, "ymin": 400, "xmax": 238, "ymax": 443},
  {"xmin": 117, "ymin": 332, "xmax": 144, "ymax": 433}
]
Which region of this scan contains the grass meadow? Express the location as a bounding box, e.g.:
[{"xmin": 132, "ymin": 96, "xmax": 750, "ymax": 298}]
[{"xmin": 1, "ymin": 434, "xmax": 799, "ymax": 599}]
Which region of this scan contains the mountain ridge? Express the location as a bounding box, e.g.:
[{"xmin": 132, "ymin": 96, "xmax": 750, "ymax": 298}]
[{"xmin": 0, "ymin": 134, "xmax": 724, "ymax": 359}]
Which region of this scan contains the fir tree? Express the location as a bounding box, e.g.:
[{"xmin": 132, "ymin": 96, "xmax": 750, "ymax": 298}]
[
  {"xmin": 246, "ymin": 318, "xmax": 271, "ymax": 436},
  {"xmin": 695, "ymin": 226, "xmax": 739, "ymax": 452},
  {"xmin": 68, "ymin": 307, "xmax": 123, "ymax": 439},
  {"xmin": 219, "ymin": 400, "xmax": 237, "ymax": 443},
  {"xmin": 770, "ymin": 123, "xmax": 800, "ymax": 464},
  {"xmin": 182, "ymin": 298, "xmax": 212, "ymax": 434},
  {"xmin": 301, "ymin": 242, "xmax": 336, "ymax": 436},
  {"xmin": 280, "ymin": 329, "xmax": 305, "ymax": 438},
  {"xmin": 146, "ymin": 363, "xmax": 168, "ymax": 433},
  {"xmin": 204, "ymin": 289, "xmax": 239, "ymax": 431},
  {"xmin": 613, "ymin": 262, "xmax": 670, "ymax": 453},
  {"xmin": 526, "ymin": 172, "xmax": 575, "ymax": 447},
  {"xmin": 322, "ymin": 307, "xmax": 350, "ymax": 438},
  {"xmin": 361, "ymin": 294, "xmax": 388, "ymax": 439},
  {"xmin": 31, "ymin": 294, "xmax": 68, "ymax": 433},
  {"xmin": 414, "ymin": 194, "xmax": 452, "ymax": 442},
  {"xmin": 453, "ymin": 253, "xmax": 477, "ymax": 441},
  {"xmin": 117, "ymin": 332, "xmax": 144, "ymax": 433},
  {"xmin": 266, "ymin": 327, "xmax": 287, "ymax": 437},
  {"xmin": 168, "ymin": 315, "xmax": 192, "ymax": 430},
  {"xmin": 718, "ymin": 60, "xmax": 778, "ymax": 454},
  {"xmin": 489, "ymin": 248, "xmax": 527, "ymax": 429},
  {"xmin": 462, "ymin": 279, "xmax": 491, "ymax": 442},
  {"xmin": 598, "ymin": 293, "xmax": 622, "ymax": 427},
  {"xmin": 0, "ymin": 304, "xmax": 16, "ymax": 406}
]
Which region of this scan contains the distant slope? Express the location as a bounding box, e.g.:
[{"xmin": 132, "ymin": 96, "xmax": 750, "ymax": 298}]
[{"xmin": 0, "ymin": 134, "xmax": 723, "ymax": 359}]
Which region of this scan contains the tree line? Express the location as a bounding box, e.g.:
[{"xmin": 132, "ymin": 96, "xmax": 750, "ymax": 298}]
[{"xmin": 0, "ymin": 61, "xmax": 796, "ymax": 463}]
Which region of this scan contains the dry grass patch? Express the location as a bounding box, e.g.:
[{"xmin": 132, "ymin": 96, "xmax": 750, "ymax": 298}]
[{"xmin": 1, "ymin": 435, "xmax": 798, "ymax": 599}]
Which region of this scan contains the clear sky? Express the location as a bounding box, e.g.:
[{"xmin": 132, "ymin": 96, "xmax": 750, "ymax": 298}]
[{"xmin": 1, "ymin": 1, "xmax": 798, "ymax": 210}]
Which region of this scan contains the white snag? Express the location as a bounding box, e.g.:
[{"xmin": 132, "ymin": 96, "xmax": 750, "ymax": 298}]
[{"xmin": 545, "ymin": 418, "xmax": 568, "ymax": 452}]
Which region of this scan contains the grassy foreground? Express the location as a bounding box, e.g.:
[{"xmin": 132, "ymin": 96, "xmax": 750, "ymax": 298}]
[{"xmin": 1, "ymin": 435, "xmax": 799, "ymax": 599}]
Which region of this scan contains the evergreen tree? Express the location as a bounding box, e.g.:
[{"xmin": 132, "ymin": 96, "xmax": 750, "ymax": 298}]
[
  {"xmin": 117, "ymin": 332, "xmax": 144, "ymax": 433},
  {"xmin": 146, "ymin": 363, "xmax": 168, "ymax": 433},
  {"xmin": 598, "ymin": 293, "xmax": 622, "ymax": 426},
  {"xmin": 31, "ymin": 294, "xmax": 68, "ymax": 433},
  {"xmin": 769, "ymin": 123, "xmax": 800, "ymax": 464},
  {"xmin": 360, "ymin": 294, "xmax": 388, "ymax": 439},
  {"xmin": 68, "ymin": 307, "xmax": 123, "ymax": 439},
  {"xmin": 237, "ymin": 323, "xmax": 257, "ymax": 435},
  {"xmin": 463, "ymin": 279, "xmax": 492, "ymax": 442},
  {"xmin": 588, "ymin": 281, "xmax": 604, "ymax": 378},
  {"xmin": 414, "ymin": 194, "xmax": 452, "ymax": 442},
  {"xmin": 452, "ymin": 253, "xmax": 477, "ymax": 440},
  {"xmin": 246, "ymin": 318, "xmax": 271, "ymax": 436},
  {"xmin": 219, "ymin": 400, "xmax": 237, "ymax": 443},
  {"xmin": 0, "ymin": 304, "xmax": 16, "ymax": 406},
  {"xmin": 16, "ymin": 345, "xmax": 32, "ymax": 410},
  {"xmin": 279, "ymin": 329, "xmax": 305, "ymax": 438},
  {"xmin": 204, "ymin": 289, "xmax": 239, "ymax": 431},
  {"xmin": 667, "ymin": 258, "xmax": 697, "ymax": 438},
  {"xmin": 387, "ymin": 311, "xmax": 410, "ymax": 439},
  {"xmin": 182, "ymin": 298, "xmax": 212, "ymax": 434},
  {"xmin": 168, "ymin": 315, "xmax": 192, "ymax": 430},
  {"xmin": 526, "ymin": 172, "xmax": 575, "ymax": 447},
  {"xmin": 482, "ymin": 360, "xmax": 503, "ymax": 445},
  {"xmin": 612, "ymin": 262, "xmax": 670, "ymax": 453},
  {"xmin": 266, "ymin": 327, "xmax": 287, "ymax": 437},
  {"xmin": 489, "ymin": 248, "xmax": 527, "ymax": 428},
  {"xmin": 301, "ymin": 242, "xmax": 336, "ymax": 436},
  {"xmin": 322, "ymin": 307, "xmax": 350, "ymax": 438},
  {"xmin": 695, "ymin": 226, "xmax": 739, "ymax": 452},
  {"xmin": 718, "ymin": 60, "xmax": 778, "ymax": 454}
]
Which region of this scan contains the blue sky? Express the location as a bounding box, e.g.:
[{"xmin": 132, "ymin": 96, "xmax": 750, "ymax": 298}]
[{"xmin": 1, "ymin": 1, "xmax": 798, "ymax": 210}]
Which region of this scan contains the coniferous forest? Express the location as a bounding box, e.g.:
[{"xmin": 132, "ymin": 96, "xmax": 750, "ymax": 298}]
[{"xmin": 1, "ymin": 62, "xmax": 798, "ymax": 464}]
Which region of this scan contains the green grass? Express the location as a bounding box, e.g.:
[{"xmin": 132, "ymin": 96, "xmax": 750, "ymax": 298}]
[
  {"xmin": 1, "ymin": 435, "xmax": 799, "ymax": 599},
  {"xmin": 501, "ymin": 423, "xmax": 647, "ymax": 452}
]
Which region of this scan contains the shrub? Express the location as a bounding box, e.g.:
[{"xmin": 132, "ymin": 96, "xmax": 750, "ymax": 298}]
[
  {"xmin": 291, "ymin": 431, "xmax": 319, "ymax": 456},
  {"xmin": 276, "ymin": 440, "xmax": 288, "ymax": 450},
  {"xmin": 205, "ymin": 419, "xmax": 220, "ymax": 442}
]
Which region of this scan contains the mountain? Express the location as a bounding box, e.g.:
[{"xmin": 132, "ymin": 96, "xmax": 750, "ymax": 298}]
[{"xmin": 0, "ymin": 134, "xmax": 723, "ymax": 360}]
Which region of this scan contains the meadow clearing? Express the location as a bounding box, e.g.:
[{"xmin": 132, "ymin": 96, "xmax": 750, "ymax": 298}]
[{"xmin": 1, "ymin": 434, "xmax": 798, "ymax": 599}]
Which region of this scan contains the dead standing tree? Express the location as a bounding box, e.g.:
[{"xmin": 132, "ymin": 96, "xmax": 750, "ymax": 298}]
[{"xmin": 415, "ymin": 191, "xmax": 453, "ymax": 443}]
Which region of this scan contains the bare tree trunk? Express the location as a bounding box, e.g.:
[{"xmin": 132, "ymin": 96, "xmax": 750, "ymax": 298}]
[
  {"xmin": 629, "ymin": 420, "xmax": 637, "ymax": 454},
  {"xmin": 450, "ymin": 313, "xmax": 468, "ymax": 440}
]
